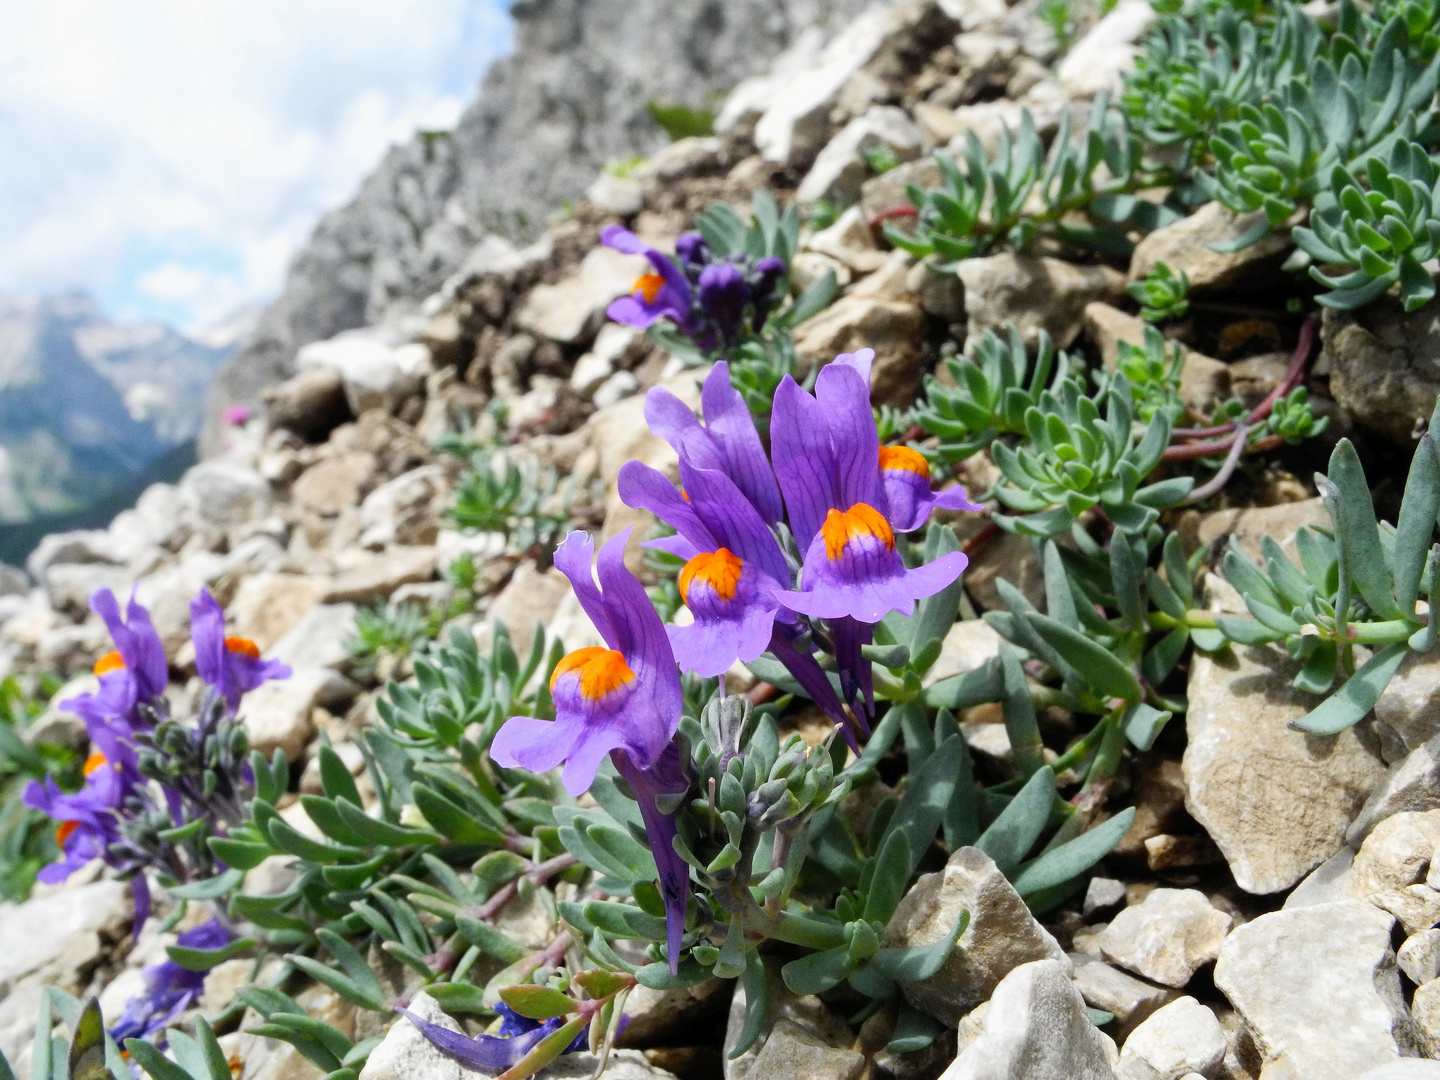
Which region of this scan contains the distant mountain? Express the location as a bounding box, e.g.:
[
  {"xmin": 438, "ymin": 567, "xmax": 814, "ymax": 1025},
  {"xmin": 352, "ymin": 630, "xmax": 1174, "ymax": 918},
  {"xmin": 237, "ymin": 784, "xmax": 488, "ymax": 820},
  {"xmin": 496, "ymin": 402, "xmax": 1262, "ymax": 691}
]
[{"xmin": 0, "ymin": 292, "xmax": 233, "ymax": 523}]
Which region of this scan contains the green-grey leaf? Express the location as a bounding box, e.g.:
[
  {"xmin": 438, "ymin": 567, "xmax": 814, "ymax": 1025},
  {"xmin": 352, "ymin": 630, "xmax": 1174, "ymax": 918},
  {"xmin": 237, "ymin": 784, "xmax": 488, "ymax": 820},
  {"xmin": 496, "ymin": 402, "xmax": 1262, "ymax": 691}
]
[
  {"xmin": 976, "ymin": 767, "xmax": 1055, "ymax": 874},
  {"xmin": 1292, "ymin": 642, "xmax": 1409, "ymax": 734},
  {"xmin": 1010, "ymin": 808, "xmax": 1136, "ymax": 897}
]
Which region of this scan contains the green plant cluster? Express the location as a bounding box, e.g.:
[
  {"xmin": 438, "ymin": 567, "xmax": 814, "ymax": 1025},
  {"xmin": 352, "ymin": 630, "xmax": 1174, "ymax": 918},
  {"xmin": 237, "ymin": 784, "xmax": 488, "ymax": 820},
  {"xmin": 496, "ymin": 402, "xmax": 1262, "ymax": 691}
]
[
  {"xmin": 0, "ymin": 673, "xmax": 68, "ymax": 902},
  {"xmin": 892, "ymin": 0, "xmax": 1440, "ymax": 312}
]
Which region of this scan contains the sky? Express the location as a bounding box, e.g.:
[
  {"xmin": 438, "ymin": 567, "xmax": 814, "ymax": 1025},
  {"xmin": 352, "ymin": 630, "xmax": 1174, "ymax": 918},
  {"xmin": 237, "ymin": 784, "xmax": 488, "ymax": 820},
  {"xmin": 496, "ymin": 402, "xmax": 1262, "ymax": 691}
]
[{"xmin": 0, "ymin": 1, "xmax": 513, "ymax": 333}]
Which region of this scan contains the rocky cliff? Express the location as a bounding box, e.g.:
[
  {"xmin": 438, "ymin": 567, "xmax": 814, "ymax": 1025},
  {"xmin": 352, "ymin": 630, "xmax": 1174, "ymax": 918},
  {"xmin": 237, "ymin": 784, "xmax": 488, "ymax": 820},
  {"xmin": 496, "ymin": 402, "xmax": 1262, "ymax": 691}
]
[{"xmin": 204, "ymin": 0, "xmax": 880, "ymax": 453}]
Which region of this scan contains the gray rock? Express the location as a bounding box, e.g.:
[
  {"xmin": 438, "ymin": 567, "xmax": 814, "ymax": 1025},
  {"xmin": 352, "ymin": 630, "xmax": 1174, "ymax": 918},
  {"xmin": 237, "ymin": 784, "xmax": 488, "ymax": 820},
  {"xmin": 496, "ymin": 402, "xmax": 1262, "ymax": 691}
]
[
  {"xmin": 1129, "ymin": 201, "xmax": 1294, "ymax": 293},
  {"xmin": 723, "ymin": 963, "xmax": 853, "ymax": 1080},
  {"xmin": 923, "ymin": 619, "xmax": 1002, "ymax": 688},
  {"xmin": 26, "ymin": 529, "xmax": 119, "ymax": 582},
  {"xmin": 320, "ymin": 547, "xmax": 437, "ymax": 606},
  {"xmin": 1214, "ymin": 901, "xmax": 1413, "ymax": 1079},
  {"xmin": 1283, "ymin": 847, "xmax": 1355, "ymax": 909},
  {"xmin": 1096, "ymin": 889, "xmax": 1232, "ymax": 989},
  {"xmin": 957, "ymin": 254, "xmax": 1127, "ymax": 350},
  {"xmin": 1411, "ymin": 981, "xmax": 1440, "ymax": 1059},
  {"xmin": 514, "ymin": 246, "xmax": 648, "ymax": 345},
  {"xmin": 262, "ymin": 364, "xmax": 351, "ymax": 441},
  {"xmin": 473, "ymin": 562, "xmax": 572, "ymax": 660},
  {"xmin": 1374, "ymin": 653, "xmax": 1440, "ymax": 760},
  {"xmin": 0, "ymin": 562, "xmax": 27, "ymax": 597},
  {"xmin": 793, "ymin": 294, "xmax": 927, "ymax": 407},
  {"xmin": 585, "ymin": 171, "xmax": 644, "ymax": 216},
  {"xmin": 1116, "ymin": 997, "xmax": 1225, "ymax": 1080},
  {"xmin": 617, "ymin": 978, "xmax": 728, "ymax": 1048},
  {"xmin": 804, "ymin": 205, "xmax": 888, "ymax": 274},
  {"xmin": 42, "ymin": 562, "xmax": 134, "ymax": 619},
  {"xmin": 1349, "ymin": 733, "xmax": 1440, "ymax": 842},
  {"xmin": 1084, "ymin": 877, "xmax": 1128, "ymax": 919},
  {"xmin": 243, "ymin": 666, "xmax": 357, "ymax": 759},
  {"xmin": 1183, "ymin": 633, "xmax": 1386, "ymax": 894},
  {"xmin": 1055, "ymin": 0, "xmax": 1155, "ymax": 97},
  {"xmin": 135, "ymin": 551, "xmax": 226, "ymax": 652},
  {"xmin": 940, "ymin": 959, "xmax": 1118, "ymax": 1080},
  {"xmin": 542, "ymin": 1050, "xmax": 680, "ymax": 1079},
  {"xmin": 0, "ymin": 878, "xmax": 131, "ymax": 992},
  {"xmin": 1320, "ymin": 300, "xmax": 1440, "ymax": 445},
  {"xmin": 296, "ymin": 333, "xmax": 427, "ymax": 415},
  {"xmin": 796, "ymin": 105, "xmax": 923, "ymax": 205},
  {"xmin": 1070, "ymin": 954, "xmax": 1180, "ymax": 1039},
  {"xmin": 181, "ymin": 461, "xmax": 271, "ymax": 527},
  {"xmin": 744, "ymin": 1019, "xmax": 863, "ymax": 1080},
  {"xmin": 1192, "ymin": 497, "xmax": 1330, "ymax": 566},
  {"xmin": 1345, "ymin": 810, "xmax": 1440, "ymax": 935},
  {"xmin": 1399, "ymin": 929, "xmax": 1440, "ymax": 985},
  {"xmin": 292, "ymin": 450, "xmax": 377, "ymax": 517},
  {"xmin": 748, "ymin": 4, "xmax": 949, "ymax": 165},
  {"xmin": 1357, "ymin": 1063, "xmax": 1440, "ymax": 1080},
  {"xmin": 883, "ymin": 846, "xmax": 1070, "ymax": 1025}
]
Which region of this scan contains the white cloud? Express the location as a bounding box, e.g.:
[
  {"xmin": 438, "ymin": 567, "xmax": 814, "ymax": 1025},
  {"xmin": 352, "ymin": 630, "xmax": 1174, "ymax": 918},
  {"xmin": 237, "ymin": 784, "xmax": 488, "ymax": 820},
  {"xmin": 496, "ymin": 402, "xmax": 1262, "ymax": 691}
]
[{"xmin": 0, "ymin": 0, "xmax": 511, "ymax": 331}]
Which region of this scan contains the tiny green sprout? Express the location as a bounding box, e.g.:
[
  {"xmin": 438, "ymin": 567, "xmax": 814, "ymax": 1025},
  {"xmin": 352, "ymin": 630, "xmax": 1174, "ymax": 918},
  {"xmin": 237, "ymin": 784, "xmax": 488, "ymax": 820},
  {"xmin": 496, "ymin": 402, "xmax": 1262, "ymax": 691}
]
[
  {"xmin": 862, "ymin": 145, "xmax": 901, "ymax": 175},
  {"xmin": 1263, "ymin": 386, "xmax": 1328, "ymax": 443},
  {"xmin": 1113, "ymin": 325, "xmax": 1186, "ymax": 422},
  {"xmin": 1127, "ymin": 261, "xmax": 1191, "ymax": 323}
]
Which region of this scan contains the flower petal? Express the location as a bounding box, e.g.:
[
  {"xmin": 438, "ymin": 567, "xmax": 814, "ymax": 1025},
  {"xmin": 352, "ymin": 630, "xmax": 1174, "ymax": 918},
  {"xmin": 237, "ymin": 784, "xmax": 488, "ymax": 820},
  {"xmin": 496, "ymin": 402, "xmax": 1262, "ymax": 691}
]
[
  {"xmin": 770, "ymin": 376, "xmax": 843, "ymax": 552},
  {"xmin": 816, "ymin": 360, "xmax": 881, "ymax": 511},
  {"xmin": 699, "ymin": 363, "xmax": 785, "ymax": 524},
  {"xmin": 617, "ymin": 462, "xmax": 717, "ymax": 552}
]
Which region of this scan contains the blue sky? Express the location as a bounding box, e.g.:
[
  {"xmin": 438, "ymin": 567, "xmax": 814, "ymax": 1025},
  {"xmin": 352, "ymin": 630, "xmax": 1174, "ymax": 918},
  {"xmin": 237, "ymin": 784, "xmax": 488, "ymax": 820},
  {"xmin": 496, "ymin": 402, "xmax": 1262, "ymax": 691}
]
[{"xmin": 0, "ymin": 1, "xmax": 513, "ymax": 333}]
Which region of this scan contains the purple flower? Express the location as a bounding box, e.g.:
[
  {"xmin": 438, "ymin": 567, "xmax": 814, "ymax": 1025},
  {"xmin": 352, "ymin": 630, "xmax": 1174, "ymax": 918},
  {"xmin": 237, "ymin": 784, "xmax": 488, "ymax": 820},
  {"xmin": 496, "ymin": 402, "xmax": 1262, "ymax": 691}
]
[
  {"xmin": 222, "ymin": 404, "xmax": 251, "ymax": 426},
  {"xmin": 768, "ymin": 349, "xmax": 973, "ymax": 719},
  {"xmin": 751, "ymin": 256, "xmax": 787, "ymax": 330},
  {"xmin": 396, "ymin": 1002, "xmax": 586, "ymax": 1075},
  {"xmin": 675, "ymin": 232, "xmax": 707, "ymax": 266},
  {"xmin": 23, "ymin": 755, "xmax": 125, "ymax": 884},
  {"xmin": 643, "ymin": 362, "xmax": 785, "ymax": 525},
  {"xmin": 771, "ymin": 351, "xmax": 971, "ymax": 623},
  {"xmin": 490, "ymin": 530, "xmax": 691, "ymax": 968},
  {"xmin": 602, "ymin": 227, "xmax": 694, "ymax": 332},
  {"xmin": 110, "ymin": 919, "xmax": 231, "ymax": 1045},
  {"xmin": 190, "ymin": 589, "xmax": 290, "ymax": 713},
  {"xmin": 697, "ymin": 264, "xmax": 750, "ymax": 341}
]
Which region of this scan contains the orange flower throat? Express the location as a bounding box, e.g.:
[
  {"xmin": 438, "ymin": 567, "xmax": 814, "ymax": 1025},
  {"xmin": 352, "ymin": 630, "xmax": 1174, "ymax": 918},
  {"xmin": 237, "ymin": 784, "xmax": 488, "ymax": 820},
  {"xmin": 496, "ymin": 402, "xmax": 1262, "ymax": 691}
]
[
  {"xmin": 550, "ymin": 646, "xmax": 636, "ymax": 701},
  {"xmin": 93, "ymin": 651, "xmax": 125, "ymax": 676},
  {"xmin": 634, "ymin": 272, "xmax": 665, "ymax": 304},
  {"xmin": 225, "ymin": 636, "xmax": 261, "ymax": 658},
  {"xmin": 821, "ymin": 503, "xmax": 895, "ymax": 561},
  {"xmin": 678, "ymin": 548, "xmax": 743, "ymax": 605},
  {"xmin": 878, "ymin": 444, "xmax": 931, "ymax": 478}
]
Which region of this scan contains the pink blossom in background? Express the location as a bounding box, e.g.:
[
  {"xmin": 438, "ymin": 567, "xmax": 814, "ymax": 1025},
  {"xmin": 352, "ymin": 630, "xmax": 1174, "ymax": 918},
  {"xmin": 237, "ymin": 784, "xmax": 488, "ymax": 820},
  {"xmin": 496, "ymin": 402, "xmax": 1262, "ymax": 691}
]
[{"xmin": 223, "ymin": 404, "xmax": 251, "ymax": 426}]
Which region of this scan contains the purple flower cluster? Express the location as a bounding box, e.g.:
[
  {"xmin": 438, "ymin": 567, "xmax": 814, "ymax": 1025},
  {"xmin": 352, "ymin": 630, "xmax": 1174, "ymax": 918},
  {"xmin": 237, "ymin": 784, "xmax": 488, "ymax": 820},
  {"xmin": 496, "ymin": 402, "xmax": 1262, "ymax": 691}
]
[
  {"xmin": 602, "ymin": 226, "xmax": 786, "ymax": 351},
  {"xmin": 491, "ymin": 349, "xmax": 979, "ymax": 968},
  {"xmin": 24, "ymin": 587, "xmax": 289, "ymax": 917}
]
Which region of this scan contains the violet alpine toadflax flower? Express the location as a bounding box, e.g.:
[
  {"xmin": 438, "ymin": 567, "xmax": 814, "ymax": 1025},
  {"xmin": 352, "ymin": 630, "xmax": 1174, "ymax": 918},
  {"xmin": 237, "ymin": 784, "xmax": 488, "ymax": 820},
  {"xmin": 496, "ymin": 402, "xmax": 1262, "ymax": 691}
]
[
  {"xmin": 396, "ymin": 1002, "xmax": 587, "ymax": 1075},
  {"xmin": 770, "ymin": 349, "xmax": 974, "ymax": 623},
  {"xmin": 22, "ymin": 752, "xmax": 125, "ymax": 884},
  {"xmin": 697, "ymin": 263, "xmax": 750, "ymax": 342},
  {"xmin": 109, "ymin": 919, "xmax": 231, "ymax": 1045},
  {"xmin": 602, "ymin": 226, "xmax": 694, "ymax": 333},
  {"xmin": 489, "ymin": 529, "xmax": 691, "ymax": 970},
  {"xmin": 770, "ymin": 348, "xmax": 977, "ymax": 715},
  {"xmin": 191, "ymin": 588, "xmax": 291, "ymax": 713}
]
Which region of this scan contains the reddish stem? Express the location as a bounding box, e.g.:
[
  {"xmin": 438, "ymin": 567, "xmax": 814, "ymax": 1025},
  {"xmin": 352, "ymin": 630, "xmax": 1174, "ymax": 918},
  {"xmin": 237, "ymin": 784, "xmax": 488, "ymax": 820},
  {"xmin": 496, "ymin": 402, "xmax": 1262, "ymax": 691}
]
[
  {"xmin": 1163, "ymin": 431, "xmax": 1284, "ymax": 462},
  {"xmin": 1171, "ymin": 313, "xmax": 1318, "ymax": 440},
  {"xmin": 962, "ymin": 521, "xmax": 1002, "ymax": 558},
  {"xmin": 867, "ymin": 205, "xmax": 918, "ymax": 229}
]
